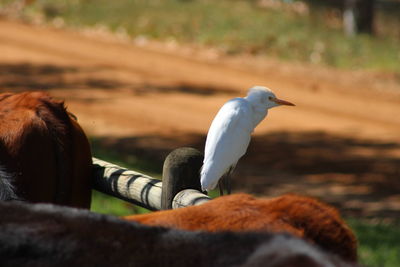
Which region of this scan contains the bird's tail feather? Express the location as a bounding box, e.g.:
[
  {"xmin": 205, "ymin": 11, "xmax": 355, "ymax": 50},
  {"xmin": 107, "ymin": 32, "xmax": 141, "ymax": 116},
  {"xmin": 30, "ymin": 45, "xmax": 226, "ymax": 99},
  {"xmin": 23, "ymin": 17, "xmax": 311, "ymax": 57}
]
[
  {"xmin": 200, "ymin": 163, "xmax": 236, "ymax": 192},
  {"xmin": 199, "ymin": 164, "xmax": 219, "ymax": 191}
]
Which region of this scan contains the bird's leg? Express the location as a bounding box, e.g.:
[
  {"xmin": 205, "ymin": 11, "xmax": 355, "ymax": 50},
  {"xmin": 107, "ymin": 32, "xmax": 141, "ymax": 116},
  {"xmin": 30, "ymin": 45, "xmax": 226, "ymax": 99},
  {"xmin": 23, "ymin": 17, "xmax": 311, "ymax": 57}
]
[
  {"xmin": 225, "ymin": 174, "xmax": 231, "ymax": 195},
  {"xmin": 218, "ymin": 175, "xmax": 231, "ymax": 196},
  {"xmin": 218, "ymin": 179, "xmax": 224, "ymax": 196},
  {"xmin": 224, "ymin": 166, "xmax": 234, "ymax": 195}
]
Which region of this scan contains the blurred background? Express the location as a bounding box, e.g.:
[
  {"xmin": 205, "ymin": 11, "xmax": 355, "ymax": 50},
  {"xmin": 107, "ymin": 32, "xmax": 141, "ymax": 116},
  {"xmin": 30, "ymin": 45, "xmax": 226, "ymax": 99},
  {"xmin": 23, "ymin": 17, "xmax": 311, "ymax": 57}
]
[{"xmin": 0, "ymin": 0, "xmax": 399, "ymax": 266}]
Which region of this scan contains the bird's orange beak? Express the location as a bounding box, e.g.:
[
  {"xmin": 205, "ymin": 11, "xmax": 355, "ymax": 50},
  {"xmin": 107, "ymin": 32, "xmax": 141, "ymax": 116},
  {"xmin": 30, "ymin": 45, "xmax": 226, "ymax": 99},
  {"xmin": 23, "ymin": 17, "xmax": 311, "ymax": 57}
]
[{"xmin": 272, "ymin": 97, "xmax": 295, "ymax": 106}]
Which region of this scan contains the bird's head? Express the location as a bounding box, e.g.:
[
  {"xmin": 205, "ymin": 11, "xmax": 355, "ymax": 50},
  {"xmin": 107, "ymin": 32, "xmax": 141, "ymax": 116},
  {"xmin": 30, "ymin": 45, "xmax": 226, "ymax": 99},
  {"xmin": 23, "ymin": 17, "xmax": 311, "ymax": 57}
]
[{"xmin": 246, "ymin": 86, "xmax": 295, "ymax": 109}]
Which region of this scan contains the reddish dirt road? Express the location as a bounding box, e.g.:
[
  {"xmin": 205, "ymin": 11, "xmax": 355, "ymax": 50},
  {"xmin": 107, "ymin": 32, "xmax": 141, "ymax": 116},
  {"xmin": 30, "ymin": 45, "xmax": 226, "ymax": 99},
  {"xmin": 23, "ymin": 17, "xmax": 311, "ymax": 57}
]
[{"xmin": 0, "ymin": 19, "xmax": 399, "ymax": 219}]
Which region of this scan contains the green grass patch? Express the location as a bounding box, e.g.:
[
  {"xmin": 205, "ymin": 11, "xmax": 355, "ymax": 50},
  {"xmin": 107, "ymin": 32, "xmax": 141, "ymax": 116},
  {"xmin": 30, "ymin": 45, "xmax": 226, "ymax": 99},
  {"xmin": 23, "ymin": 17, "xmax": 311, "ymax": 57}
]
[
  {"xmin": 14, "ymin": 0, "xmax": 400, "ymax": 73},
  {"xmin": 90, "ymin": 138, "xmax": 162, "ymax": 178},
  {"xmin": 349, "ymin": 219, "xmax": 400, "ymax": 267},
  {"xmin": 91, "ymin": 190, "xmax": 150, "ymax": 216}
]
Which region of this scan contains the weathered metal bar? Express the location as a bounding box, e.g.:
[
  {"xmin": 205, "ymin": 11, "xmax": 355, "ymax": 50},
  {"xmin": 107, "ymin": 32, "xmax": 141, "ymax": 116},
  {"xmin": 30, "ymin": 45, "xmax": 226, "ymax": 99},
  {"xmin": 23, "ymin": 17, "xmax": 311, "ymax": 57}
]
[
  {"xmin": 161, "ymin": 147, "xmax": 204, "ymax": 210},
  {"xmin": 92, "ymin": 157, "xmax": 162, "ymax": 211},
  {"xmin": 172, "ymin": 189, "xmax": 211, "ymax": 209}
]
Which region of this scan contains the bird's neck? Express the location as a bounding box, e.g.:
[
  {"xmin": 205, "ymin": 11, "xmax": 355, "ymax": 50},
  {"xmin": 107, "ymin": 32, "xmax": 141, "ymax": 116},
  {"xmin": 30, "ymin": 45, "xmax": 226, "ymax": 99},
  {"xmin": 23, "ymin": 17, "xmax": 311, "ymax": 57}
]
[{"xmin": 251, "ymin": 105, "xmax": 268, "ymax": 128}]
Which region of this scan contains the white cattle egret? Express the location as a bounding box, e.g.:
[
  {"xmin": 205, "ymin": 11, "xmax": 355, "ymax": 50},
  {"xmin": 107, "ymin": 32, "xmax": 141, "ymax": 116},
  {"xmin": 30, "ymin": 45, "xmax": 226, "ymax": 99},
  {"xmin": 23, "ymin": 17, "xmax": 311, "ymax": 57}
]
[{"xmin": 200, "ymin": 86, "xmax": 295, "ymax": 194}]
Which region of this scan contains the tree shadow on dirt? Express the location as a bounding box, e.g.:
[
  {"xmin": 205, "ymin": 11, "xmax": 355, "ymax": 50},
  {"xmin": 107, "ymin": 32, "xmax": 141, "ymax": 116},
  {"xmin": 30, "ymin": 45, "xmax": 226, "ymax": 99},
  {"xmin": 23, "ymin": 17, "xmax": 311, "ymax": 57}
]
[
  {"xmin": 0, "ymin": 62, "xmax": 235, "ymax": 96},
  {"xmin": 0, "ymin": 63, "xmax": 125, "ymax": 91},
  {"xmin": 91, "ymin": 130, "xmax": 400, "ymax": 220},
  {"xmin": 238, "ymin": 131, "xmax": 400, "ymax": 220}
]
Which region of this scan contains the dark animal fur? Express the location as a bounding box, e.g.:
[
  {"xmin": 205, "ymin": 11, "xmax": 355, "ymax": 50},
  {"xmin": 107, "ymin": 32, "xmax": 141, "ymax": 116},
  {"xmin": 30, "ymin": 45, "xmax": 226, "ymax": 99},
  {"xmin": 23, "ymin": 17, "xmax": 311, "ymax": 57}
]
[
  {"xmin": 0, "ymin": 167, "xmax": 18, "ymax": 201},
  {"xmin": 0, "ymin": 201, "xmax": 357, "ymax": 267},
  {"xmin": 34, "ymin": 93, "xmax": 76, "ymax": 204},
  {"xmin": 0, "ymin": 91, "xmax": 92, "ymax": 208}
]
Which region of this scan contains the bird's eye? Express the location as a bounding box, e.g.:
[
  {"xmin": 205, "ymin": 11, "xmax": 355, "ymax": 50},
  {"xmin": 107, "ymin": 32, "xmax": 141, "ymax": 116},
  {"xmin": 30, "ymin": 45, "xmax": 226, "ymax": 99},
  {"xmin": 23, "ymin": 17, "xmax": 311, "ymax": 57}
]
[{"xmin": 268, "ymin": 96, "xmax": 273, "ymax": 100}]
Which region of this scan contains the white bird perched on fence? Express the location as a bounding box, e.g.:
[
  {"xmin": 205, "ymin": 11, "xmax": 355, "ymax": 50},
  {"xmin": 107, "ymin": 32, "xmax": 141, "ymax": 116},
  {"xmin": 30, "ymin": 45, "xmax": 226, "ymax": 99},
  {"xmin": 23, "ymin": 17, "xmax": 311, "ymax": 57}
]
[{"xmin": 200, "ymin": 86, "xmax": 295, "ymax": 195}]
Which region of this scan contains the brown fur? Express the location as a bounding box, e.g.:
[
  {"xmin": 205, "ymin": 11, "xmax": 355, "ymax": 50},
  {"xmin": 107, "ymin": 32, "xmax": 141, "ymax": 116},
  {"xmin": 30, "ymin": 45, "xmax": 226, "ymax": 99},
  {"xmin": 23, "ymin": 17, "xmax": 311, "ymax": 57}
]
[
  {"xmin": 125, "ymin": 193, "xmax": 358, "ymax": 262},
  {"xmin": 0, "ymin": 91, "xmax": 92, "ymax": 208}
]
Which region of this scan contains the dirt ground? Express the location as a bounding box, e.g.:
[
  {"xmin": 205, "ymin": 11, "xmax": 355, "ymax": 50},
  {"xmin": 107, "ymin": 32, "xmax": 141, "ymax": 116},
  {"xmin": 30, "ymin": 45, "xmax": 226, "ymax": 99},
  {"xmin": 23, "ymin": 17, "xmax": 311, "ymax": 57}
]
[{"xmin": 0, "ymin": 19, "xmax": 399, "ymax": 220}]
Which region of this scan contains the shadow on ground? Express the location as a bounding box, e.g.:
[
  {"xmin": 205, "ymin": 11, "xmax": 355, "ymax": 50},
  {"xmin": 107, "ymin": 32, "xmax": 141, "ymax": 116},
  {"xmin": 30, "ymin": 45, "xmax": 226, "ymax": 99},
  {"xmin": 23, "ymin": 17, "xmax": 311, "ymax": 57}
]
[
  {"xmin": 0, "ymin": 62, "xmax": 236, "ymax": 96},
  {"xmin": 91, "ymin": 131, "xmax": 400, "ymax": 221}
]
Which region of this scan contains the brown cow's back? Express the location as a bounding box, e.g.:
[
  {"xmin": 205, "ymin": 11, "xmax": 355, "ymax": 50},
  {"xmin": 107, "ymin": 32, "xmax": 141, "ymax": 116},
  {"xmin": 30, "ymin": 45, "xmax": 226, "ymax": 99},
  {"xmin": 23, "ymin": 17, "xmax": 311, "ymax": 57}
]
[
  {"xmin": 0, "ymin": 91, "xmax": 92, "ymax": 208},
  {"xmin": 125, "ymin": 193, "xmax": 357, "ymax": 262}
]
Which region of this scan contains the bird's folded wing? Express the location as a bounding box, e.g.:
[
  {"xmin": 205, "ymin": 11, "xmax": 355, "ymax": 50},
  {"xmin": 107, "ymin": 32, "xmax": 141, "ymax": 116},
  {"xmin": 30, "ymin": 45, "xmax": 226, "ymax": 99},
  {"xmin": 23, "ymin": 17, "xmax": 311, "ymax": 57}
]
[
  {"xmin": 201, "ymin": 99, "xmax": 253, "ymax": 190},
  {"xmin": 204, "ymin": 99, "xmax": 252, "ymax": 165}
]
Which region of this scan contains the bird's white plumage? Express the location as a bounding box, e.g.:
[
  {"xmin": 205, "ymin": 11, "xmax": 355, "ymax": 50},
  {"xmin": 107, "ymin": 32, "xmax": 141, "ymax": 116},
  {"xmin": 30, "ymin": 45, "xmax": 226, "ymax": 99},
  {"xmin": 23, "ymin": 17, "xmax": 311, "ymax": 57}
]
[
  {"xmin": 200, "ymin": 86, "xmax": 292, "ymax": 192},
  {"xmin": 201, "ymin": 98, "xmax": 254, "ymax": 190}
]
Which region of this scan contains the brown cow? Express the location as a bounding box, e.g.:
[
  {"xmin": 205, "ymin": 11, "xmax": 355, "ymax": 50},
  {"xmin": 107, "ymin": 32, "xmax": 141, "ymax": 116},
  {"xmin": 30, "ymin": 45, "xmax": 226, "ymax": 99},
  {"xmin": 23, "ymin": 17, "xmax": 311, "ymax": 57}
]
[
  {"xmin": 0, "ymin": 91, "xmax": 92, "ymax": 208},
  {"xmin": 124, "ymin": 193, "xmax": 358, "ymax": 262}
]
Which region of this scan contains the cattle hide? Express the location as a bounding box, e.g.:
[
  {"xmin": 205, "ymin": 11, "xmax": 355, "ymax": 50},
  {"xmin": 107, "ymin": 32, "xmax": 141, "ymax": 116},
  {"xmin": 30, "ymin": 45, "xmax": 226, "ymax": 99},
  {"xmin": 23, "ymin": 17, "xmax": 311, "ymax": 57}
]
[{"xmin": 0, "ymin": 201, "xmax": 358, "ymax": 267}]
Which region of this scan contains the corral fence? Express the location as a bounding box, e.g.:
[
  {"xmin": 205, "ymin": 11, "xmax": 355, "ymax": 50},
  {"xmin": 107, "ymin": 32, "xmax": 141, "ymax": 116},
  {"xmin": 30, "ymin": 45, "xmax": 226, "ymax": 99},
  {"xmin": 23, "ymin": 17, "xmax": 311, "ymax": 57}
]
[{"xmin": 92, "ymin": 147, "xmax": 211, "ymax": 211}]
